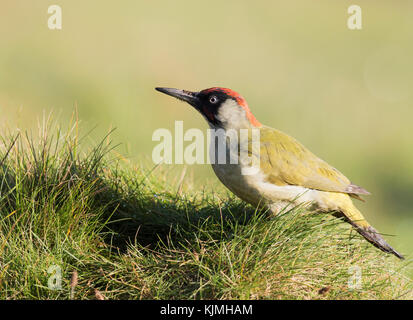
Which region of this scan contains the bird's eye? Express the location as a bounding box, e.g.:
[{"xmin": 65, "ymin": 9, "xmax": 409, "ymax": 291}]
[{"xmin": 209, "ymin": 96, "xmax": 218, "ymax": 104}]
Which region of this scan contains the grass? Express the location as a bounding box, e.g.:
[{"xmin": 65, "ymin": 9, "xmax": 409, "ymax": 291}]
[{"xmin": 0, "ymin": 121, "xmax": 411, "ymax": 300}]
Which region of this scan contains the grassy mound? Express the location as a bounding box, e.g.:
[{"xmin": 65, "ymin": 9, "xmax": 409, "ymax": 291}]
[{"xmin": 0, "ymin": 124, "xmax": 411, "ymax": 299}]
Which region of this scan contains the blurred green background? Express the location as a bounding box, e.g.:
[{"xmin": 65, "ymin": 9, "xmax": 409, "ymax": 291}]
[{"xmin": 1, "ymin": 1, "xmax": 412, "ymax": 256}]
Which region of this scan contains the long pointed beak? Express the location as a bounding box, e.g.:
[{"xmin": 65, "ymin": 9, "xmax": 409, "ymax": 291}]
[{"xmin": 155, "ymin": 87, "xmax": 200, "ymax": 107}]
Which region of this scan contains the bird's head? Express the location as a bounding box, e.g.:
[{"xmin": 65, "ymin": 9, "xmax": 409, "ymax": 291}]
[{"xmin": 155, "ymin": 87, "xmax": 261, "ymax": 129}]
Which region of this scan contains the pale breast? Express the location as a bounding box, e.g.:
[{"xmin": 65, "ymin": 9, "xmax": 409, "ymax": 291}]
[{"xmin": 209, "ymin": 128, "xmax": 321, "ymax": 210}]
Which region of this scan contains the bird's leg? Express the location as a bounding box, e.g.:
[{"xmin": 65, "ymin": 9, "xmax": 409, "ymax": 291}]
[{"xmin": 267, "ymin": 201, "xmax": 295, "ymax": 217}]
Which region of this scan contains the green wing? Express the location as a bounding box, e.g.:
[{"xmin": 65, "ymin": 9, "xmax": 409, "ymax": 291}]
[{"xmin": 256, "ymin": 126, "xmax": 369, "ymax": 195}]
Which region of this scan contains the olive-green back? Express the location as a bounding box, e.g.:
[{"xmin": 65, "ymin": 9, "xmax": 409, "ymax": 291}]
[{"xmin": 257, "ymin": 126, "xmax": 361, "ymax": 194}]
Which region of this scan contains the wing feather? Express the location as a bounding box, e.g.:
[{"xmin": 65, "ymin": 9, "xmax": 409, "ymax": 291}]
[{"xmin": 257, "ymin": 126, "xmax": 369, "ymax": 196}]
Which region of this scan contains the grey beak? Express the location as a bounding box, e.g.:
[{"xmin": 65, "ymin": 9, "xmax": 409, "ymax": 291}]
[{"xmin": 155, "ymin": 87, "xmax": 200, "ymax": 107}]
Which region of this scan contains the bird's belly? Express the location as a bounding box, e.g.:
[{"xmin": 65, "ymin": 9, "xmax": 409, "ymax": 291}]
[
  {"xmin": 211, "ymin": 162, "xmax": 319, "ymax": 210},
  {"xmin": 209, "ymin": 134, "xmax": 320, "ymax": 212},
  {"xmin": 211, "ymin": 163, "xmax": 263, "ymax": 206}
]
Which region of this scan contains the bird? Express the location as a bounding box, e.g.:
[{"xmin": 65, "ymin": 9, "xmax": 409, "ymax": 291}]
[{"xmin": 155, "ymin": 86, "xmax": 404, "ymax": 259}]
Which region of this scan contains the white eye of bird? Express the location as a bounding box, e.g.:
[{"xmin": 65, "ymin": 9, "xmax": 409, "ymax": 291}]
[{"xmin": 209, "ymin": 96, "xmax": 218, "ymax": 104}]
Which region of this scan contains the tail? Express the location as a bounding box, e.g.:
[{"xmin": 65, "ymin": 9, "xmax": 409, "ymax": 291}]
[
  {"xmin": 347, "ymin": 220, "xmax": 404, "ymax": 260},
  {"xmin": 336, "ymin": 201, "xmax": 404, "ymax": 259}
]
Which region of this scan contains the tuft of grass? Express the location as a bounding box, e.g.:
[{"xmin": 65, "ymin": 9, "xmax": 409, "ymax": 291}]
[{"xmin": 0, "ymin": 122, "xmax": 411, "ymax": 300}]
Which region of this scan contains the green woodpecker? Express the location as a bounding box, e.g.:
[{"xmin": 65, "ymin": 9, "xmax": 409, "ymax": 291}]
[{"xmin": 155, "ymin": 86, "xmax": 403, "ymax": 259}]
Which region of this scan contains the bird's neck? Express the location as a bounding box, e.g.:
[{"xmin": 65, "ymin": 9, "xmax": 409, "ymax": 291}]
[{"xmin": 215, "ymin": 100, "xmax": 261, "ymax": 131}]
